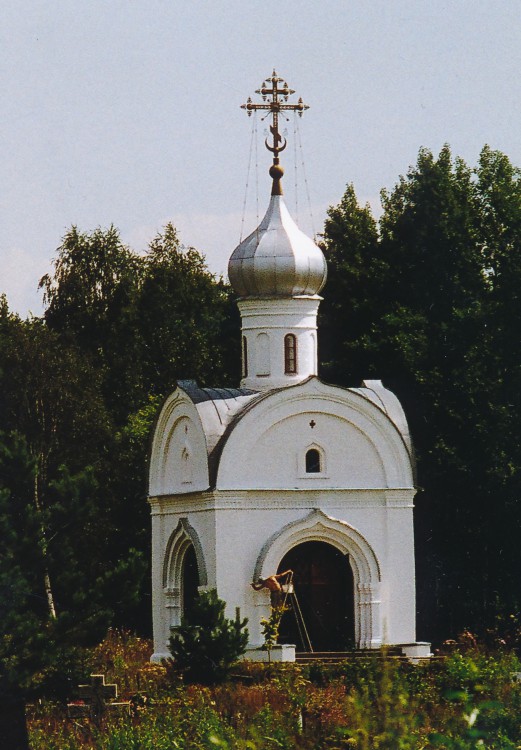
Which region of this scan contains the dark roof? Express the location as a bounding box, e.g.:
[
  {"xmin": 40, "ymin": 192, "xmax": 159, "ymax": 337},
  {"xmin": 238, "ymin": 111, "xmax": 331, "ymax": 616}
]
[{"xmin": 177, "ymin": 380, "xmax": 256, "ymax": 404}]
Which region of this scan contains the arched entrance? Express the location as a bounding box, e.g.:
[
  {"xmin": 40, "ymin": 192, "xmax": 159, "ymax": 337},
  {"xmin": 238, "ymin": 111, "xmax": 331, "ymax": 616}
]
[
  {"xmin": 181, "ymin": 545, "xmax": 199, "ymax": 622},
  {"xmin": 255, "ymin": 510, "xmax": 382, "ymax": 649},
  {"xmin": 277, "ymin": 541, "xmax": 355, "ymax": 651}
]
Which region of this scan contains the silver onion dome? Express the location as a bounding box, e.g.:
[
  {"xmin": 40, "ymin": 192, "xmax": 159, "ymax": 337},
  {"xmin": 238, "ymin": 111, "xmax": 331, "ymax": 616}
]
[{"xmin": 228, "ymin": 194, "xmax": 327, "ymax": 298}]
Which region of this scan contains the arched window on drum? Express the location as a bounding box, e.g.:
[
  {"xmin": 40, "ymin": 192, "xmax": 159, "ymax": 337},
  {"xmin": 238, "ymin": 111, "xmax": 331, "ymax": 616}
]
[{"xmin": 284, "ymin": 334, "xmax": 297, "ymax": 374}]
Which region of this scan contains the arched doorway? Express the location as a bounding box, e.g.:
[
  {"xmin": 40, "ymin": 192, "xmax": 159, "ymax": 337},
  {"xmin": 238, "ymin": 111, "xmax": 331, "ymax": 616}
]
[
  {"xmin": 277, "ymin": 541, "xmax": 355, "ymax": 651},
  {"xmin": 181, "ymin": 545, "xmax": 199, "ymax": 623}
]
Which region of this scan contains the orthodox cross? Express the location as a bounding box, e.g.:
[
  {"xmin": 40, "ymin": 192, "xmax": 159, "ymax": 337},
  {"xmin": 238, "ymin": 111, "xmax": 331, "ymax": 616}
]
[
  {"xmin": 68, "ymin": 673, "xmax": 132, "ymax": 724},
  {"xmin": 241, "ymin": 70, "xmax": 309, "ymax": 162},
  {"xmin": 66, "ymin": 673, "xmax": 130, "ymax": 725}
]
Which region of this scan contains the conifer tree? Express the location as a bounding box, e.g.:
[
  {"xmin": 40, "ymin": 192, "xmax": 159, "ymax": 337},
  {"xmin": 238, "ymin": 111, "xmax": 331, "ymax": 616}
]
[
  {"xmin": 321, "ymin": 146, "xmax": 521, "ymax": 638},
  {"xmin": 168, "ymin": 589, "xmax": 248, "ymax": 684}
]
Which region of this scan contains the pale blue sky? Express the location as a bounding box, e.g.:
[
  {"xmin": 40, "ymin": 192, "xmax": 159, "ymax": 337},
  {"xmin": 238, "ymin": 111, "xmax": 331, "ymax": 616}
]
[{"xmin": 2, "ymin": 1, "xmax": 521, "ymax": 315}]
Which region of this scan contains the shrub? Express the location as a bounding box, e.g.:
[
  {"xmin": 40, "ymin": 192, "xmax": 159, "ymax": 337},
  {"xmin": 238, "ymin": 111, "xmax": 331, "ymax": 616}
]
[
  {"xmin": 167, "ymin": 589, "xmax": 248, "ymax": 685},
  {"xmin": 87, "ymin": 628, "xmax": 166, "ymax": 695}
]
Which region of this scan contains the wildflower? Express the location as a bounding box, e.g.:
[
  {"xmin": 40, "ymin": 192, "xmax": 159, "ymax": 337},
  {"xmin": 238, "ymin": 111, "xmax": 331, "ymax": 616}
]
[{"xmin": 464, "ymin": 707, "xmax": 479, "ymax": 727}]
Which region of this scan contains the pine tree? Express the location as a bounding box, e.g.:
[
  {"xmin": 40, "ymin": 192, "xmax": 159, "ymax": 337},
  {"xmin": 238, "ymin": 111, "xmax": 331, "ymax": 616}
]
[
  {"xmin": 168, "ymin": 589, "xmax": 248, "ymax": 684},
  {"xmin": 321, "ymin": 148, "xmax": 497, "ymax": 639}
]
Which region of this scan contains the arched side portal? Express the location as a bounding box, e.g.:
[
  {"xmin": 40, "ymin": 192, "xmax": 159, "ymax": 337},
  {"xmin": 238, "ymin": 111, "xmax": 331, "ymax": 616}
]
[
  {"xmin": 255, "ymin": 510, "xmax": 382, "ymax": 649},
  {"xmin": 163, "ymin": 518, "xmax": 208, "ymax": 629}
]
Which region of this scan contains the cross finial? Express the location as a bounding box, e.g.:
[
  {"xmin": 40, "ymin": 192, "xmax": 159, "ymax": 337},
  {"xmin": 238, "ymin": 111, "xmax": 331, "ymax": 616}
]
[{"xmin": 241, "ymin": 71, "xmax": 309, "ymax": 195}]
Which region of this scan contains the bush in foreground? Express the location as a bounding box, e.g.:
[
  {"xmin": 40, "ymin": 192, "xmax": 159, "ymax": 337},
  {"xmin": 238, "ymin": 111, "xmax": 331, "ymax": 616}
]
[{"xmin": 167, "ymin": 589, "xmax": 249, "ymax": 685}]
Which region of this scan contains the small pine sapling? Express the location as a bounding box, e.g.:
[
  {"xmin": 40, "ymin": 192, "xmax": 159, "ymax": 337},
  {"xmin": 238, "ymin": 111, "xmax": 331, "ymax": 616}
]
[{"xmin": 167, "ymin": 589, "xmax": 248, "ymax": 684}]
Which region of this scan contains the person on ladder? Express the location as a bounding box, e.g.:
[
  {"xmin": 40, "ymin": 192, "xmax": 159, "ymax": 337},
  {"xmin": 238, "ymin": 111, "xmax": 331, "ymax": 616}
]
[
  {"xmin": 251, "ymin": 569, "xmax": 313, "ymax": 652},
  {"xmin": 250, "ymin": 570, "xmax": 293, "ymax": 606}
]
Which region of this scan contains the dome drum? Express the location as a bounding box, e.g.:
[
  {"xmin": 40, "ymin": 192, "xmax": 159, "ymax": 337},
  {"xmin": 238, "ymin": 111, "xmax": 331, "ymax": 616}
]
[{"xmin": 238, "ymin": 297, "xmax": 320, "ymax": 390}]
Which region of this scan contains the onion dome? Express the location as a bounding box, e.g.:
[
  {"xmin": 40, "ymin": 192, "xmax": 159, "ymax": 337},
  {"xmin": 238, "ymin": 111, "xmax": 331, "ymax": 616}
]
[{"xmin": 228, "ymin": 191, "xmax": 327, "ymax": 298}]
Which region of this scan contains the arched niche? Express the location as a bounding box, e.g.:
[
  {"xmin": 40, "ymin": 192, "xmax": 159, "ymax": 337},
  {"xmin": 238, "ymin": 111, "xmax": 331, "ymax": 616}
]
[{"xmin": 256, "ymin": 332, "xmax": 270, "ymax": 376}]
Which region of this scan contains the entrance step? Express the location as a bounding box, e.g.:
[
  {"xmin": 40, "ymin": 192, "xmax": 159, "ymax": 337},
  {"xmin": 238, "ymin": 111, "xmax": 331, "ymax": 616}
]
[{"xmin": 295, "ymin": 647, "xmax": 405, "ymax": 664}]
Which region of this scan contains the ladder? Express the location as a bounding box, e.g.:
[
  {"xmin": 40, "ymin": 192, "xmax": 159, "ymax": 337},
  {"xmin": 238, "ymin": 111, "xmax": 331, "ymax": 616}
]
[{"xmin": 280, "ymin": 572, "xmax": 313, "ymax": 653}]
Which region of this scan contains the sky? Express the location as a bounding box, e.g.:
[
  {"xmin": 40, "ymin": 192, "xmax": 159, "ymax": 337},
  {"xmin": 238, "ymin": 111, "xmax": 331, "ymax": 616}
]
[{"xmin": 3, "ymin": 0, "xmax": 521, "ymax": 317}]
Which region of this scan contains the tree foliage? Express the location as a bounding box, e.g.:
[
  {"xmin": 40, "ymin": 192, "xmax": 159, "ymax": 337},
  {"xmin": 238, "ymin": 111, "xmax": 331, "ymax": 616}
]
[
  {"xmin": 319, "ymin": 184, "xmax": 380, "ymax": 383},
  {"xmin": 39, "ymin": 225, "xmax": 144, "ymax": 422},
  {"xmin": 1, "ymin": 222, "xmax": 242, "ymax": 736},
  {"xmin": 0, "ymin": 431, "xmax": 110, "ymax": 749},
  {"xmin": 321, "ymin": 145, "xmax": 521, "ymax": 640},
  {"xmin": 138, "ymin": 223, "xmax": 239, "ymax": 395},
  {"xmin": 33, "ymin": 225, "xmax": 239, "ymax": 632}
]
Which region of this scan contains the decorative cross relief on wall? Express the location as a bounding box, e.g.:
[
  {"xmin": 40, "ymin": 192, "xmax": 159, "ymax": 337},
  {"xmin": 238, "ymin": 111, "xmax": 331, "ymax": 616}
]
[{"xmin": 181, "ymin": 445, "xmax": 193, "ymax": 484}]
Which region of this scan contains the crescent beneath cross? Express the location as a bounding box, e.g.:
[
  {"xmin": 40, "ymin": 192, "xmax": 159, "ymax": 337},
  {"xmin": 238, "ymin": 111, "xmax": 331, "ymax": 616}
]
[{"xmin": 266, "ymin": 136, "xmax": 287, "ymax": 154}]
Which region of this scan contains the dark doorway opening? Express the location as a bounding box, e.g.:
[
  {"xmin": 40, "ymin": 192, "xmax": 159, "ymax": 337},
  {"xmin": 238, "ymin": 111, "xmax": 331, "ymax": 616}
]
[
  {"xmin": 182, "ymin": 545, "xmax": 199, "ymax": 623},
  {"xmin": 277, "ymin": 541, "xmax": 355, "ymax": 651}
]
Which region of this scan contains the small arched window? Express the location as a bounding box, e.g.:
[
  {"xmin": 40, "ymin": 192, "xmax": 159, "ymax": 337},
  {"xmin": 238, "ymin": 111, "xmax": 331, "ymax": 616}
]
[
  {"xmin": 284, "ymin": 334, "xmax": 297, "ymax": 374},
  {"xmin": 305, "ymin": 448, "xmax": 321, "ymax": 473},
  {"xmin": 242, "ymin": 336, "xmax": 248, "ymax": 378}
]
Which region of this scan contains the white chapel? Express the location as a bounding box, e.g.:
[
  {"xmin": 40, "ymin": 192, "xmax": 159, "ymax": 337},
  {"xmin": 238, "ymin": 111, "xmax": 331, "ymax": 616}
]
[{"xmin": 148, "ymin": 73, "xmax": 430, "ymax": 662}]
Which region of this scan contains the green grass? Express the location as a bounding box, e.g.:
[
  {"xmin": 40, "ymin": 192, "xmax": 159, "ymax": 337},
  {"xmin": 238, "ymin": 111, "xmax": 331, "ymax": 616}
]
[{"xmin": 28, "ymin": 631, "xmax": 521, "ymax": 749}]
